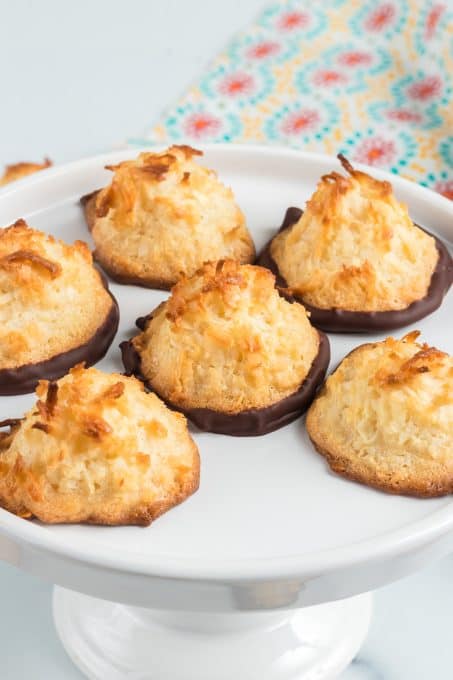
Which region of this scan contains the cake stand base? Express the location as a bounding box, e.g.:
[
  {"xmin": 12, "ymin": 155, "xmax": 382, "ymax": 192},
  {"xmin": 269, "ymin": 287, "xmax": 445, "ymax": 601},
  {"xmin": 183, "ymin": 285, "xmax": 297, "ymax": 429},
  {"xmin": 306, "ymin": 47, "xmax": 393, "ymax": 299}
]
[{"xmin": 53, "ymin": 587, "xmax": 372, "ymax": 680}]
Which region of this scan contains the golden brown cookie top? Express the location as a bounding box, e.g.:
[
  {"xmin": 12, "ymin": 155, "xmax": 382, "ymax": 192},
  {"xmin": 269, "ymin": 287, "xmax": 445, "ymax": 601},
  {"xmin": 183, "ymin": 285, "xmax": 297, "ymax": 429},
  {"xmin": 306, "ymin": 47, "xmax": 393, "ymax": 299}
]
[
  {"xmin": 133, "ymin": 260, "xmax": 320, "ymax": 413},
  {"xmin": 0, "ymin": 365, "xmax": 199, "ymax": 525},
  {"xmin": 89, "ymin": 146, "xmax": 254, "ymax": 288},
  {"xmin": 306, "ymin": 331, "xmax": 453, "ymax": 496},
  {"xmin": 0, "ymin": 220, "xmax": 113, "ymax": 368},
  {"xmin": 0, "ymin": 158, "xmax": 52, "ymax": 186},
  {"xmin": 270, "ymin": 156, "xmax": 438, "ymax": 312}
]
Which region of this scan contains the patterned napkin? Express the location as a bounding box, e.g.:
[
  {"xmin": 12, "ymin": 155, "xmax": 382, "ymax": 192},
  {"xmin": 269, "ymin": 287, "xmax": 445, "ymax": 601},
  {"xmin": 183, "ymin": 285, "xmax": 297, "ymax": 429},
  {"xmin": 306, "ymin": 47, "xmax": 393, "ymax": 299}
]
[{"xmin": 131, "ymin": 0, "xmax": 452, "ymax": 199}]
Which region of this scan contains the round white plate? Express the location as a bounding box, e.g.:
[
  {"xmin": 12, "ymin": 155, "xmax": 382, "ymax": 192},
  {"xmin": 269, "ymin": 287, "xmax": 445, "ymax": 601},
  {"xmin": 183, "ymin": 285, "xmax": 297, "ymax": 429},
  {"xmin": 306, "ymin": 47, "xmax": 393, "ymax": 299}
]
[{"xmin": 0, "ymin": 144, "xmax": 451, "ymax": 589}]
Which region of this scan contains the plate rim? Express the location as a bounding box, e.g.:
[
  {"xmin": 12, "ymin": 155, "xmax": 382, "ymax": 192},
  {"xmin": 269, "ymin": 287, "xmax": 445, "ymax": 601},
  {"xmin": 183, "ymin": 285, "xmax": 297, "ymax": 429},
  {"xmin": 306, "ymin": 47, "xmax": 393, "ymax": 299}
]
[
  {"xmin": 1, "ymin": 142, "xmax": 452, "ymax": 219},
  {"xmin": 0, "ymin": 142, "xmax": 452, "ymax": 582}
]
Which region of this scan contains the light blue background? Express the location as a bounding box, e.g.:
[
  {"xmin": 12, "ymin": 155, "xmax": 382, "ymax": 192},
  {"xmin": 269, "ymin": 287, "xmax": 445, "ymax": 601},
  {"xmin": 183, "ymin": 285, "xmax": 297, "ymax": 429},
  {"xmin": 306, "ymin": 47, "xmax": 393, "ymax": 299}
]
[{"xmin": 0, "ymin": 1, "xmax": 452, "ymax": 678}]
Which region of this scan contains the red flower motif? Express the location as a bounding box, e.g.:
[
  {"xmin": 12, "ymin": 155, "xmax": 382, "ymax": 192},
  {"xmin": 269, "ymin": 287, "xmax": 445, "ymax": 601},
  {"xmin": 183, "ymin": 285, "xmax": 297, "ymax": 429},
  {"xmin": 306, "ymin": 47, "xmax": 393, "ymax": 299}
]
[
  {"xmin": 386, "ymin": 109, "xmax": 423, "ymax": 123},
  {"xmin": 312, "ymin": 69, "xmax": 347, "ymax": 87},
  {"xmin": 425, "ymin": 4, "xmax": 445, "ymax": 40},
  {"xmin": 353, "ymin": 138, "xmax": 396, "ymax": 166},
  {"xmin": 338, "ymin": 51, "xmax": 372, "ymax": 67},
  {"xmin": 184, "ymin": 113, "xmax": 221, "ymax": 139},
  {"xmin": 219, "ymin": 72, "xmax": 254, "ymax": 97},
  {"xmin": 277, "ymin": 11, "xmax": 309, "ymax": 31},
  {"xmin": 247, "ymin": 41, "xmax": 280, "ymax": 60},
  {"xmin": 364, "ymin": 4, "xmax": 396, "ymax": 31},
  {"xmin": 435, "ymin": 180, "xmax": 453, "ymax": 201},
  {"xmin": 282, "ymin": 109, "xmax": 320, "ymax": 135},
  {"xmin": 407, "ymin": 76, "xmax": 442, "ymax": 101}
]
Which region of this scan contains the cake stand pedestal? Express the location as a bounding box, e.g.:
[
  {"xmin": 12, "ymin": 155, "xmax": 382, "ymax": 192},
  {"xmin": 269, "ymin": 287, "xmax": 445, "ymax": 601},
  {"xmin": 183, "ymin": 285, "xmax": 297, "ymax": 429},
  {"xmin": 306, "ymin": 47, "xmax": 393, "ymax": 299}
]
[{"xmin": 53, "ymin": 587, "xmax": 372, "ymax": 680}]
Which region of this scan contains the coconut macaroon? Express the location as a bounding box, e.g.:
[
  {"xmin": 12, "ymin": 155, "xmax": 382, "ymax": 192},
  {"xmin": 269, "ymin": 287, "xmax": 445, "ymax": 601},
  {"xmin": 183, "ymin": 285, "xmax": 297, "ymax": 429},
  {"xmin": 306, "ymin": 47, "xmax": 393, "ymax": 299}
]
[
  {"xmin": 306, "ymin": 331, "xmax": 453, "ymax": 497},
  {"xmin": 258, "ymin": 155, "xmax": 452, "ymax": 332},
  {"xmin": 0, "ymin": 365, "xmax": 199, "ymax": 525},
  {"xmin": 81, "ymin": 145, "xmax": 255, "ymax": 289},
  {"xmin": 121, "ymin": 260, "xmax": 330, "ymax": 436},
  {"xmin": 0, "ymin": 158, "xmax": 52, "ymax": 186},
  {"xmin": 0, "ymin": 220, "xmax": 119, "ymax": 395}
]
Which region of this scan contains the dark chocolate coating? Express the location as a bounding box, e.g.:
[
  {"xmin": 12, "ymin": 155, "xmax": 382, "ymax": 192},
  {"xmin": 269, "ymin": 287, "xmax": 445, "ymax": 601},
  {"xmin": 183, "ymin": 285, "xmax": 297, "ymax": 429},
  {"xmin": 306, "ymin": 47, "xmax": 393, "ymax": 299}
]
[
  {"xmin": 80, "ymin": 189, "xmax": 101, "ymax": 207},
  {"xmin": 89, "ymin": 264, "xmax": 171, "ymax": 291},
  {"xmin": 79, "ymin": 189, "xmax": 99, "ymax": 208},
  {"xmin": 257, "ymin": 208, "xmax": 453, "ymax": 333},
  {"xmin": 80, "ymin": 189, "xmax": 99, "ymax": 232},
  {"xmin": 0, "ymin": 290, "xmax": 119, "ymax": 396},
  {"xmin": 120, "ymin": 330, "xmax": 330, "ymax": 437}
]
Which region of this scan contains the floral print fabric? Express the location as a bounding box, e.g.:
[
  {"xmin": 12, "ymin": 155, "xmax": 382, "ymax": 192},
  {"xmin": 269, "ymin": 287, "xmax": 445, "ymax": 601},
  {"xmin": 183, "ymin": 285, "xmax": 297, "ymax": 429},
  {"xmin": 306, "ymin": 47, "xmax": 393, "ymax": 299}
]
[{"xmin": 133, "ymin": 0, "xmax": 453, "ymax": 198}]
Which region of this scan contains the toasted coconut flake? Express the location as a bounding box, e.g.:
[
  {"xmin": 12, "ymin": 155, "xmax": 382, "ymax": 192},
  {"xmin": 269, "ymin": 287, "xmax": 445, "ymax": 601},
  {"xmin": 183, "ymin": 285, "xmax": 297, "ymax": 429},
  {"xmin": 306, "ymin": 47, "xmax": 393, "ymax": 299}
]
[
  {"xmin": 0, "ymin": 158, "xmax": 52, "ymax": 186},
  {"xmin": 83, "ymin": 416, "xmax": 112, "ymax": 440},
  {"xmin": 0, "ymin": 249, "xmax": 62, "ymax": 278}
]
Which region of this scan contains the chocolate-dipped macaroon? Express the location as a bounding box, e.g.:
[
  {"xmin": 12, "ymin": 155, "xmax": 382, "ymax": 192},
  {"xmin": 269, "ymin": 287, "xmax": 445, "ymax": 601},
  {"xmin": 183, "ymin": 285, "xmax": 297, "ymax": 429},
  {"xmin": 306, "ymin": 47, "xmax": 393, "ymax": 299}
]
[
  {"xmin": 0, "ymin": 364, "xmax": 199, "ymax": 525},
  {"xmin": 307, "ymin": 331, "xmax": 453, "ymax": 497},
  {"xmin": 0, "ymin": 158, "xmax": 52, "ymax": 186},
  {"xmin": 257, "ymin": 155, "xmax": 452, "ymax": 332},
  {"xmin": 81, "ymin": 145, "xmax": 255, "ymax": 290},
  {"xmin": 0, "ymin": 220, "xmax": 119, "ymax": 395},
  {"xmin": 121, "ymin": 259, "xmax": 330, "ymax": 436}
]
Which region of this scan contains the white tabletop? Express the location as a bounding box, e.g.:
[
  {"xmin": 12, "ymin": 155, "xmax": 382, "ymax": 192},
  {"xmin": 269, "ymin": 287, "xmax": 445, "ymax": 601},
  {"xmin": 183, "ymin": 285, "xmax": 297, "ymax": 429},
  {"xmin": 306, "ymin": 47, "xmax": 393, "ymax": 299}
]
[{"xmin": 0, "ymin": 1, "xmax": 452, "ymax": 678}]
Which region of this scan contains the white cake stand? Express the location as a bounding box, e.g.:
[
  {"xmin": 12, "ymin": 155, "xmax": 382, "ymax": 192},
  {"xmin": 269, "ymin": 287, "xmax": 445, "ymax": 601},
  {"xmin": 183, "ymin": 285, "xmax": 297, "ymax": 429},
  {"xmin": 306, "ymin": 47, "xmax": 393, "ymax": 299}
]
[{"xmin": 0, "ymin": 146, "xmax": 451, "ymax": 680}]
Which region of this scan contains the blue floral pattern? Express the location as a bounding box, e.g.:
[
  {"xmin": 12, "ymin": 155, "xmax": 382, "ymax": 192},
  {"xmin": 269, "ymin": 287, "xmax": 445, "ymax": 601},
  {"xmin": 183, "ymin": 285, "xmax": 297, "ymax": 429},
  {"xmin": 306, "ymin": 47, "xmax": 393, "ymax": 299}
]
[{"xmin": 136, "ymin": 0, "xmax": 453, "ymax": 200}]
